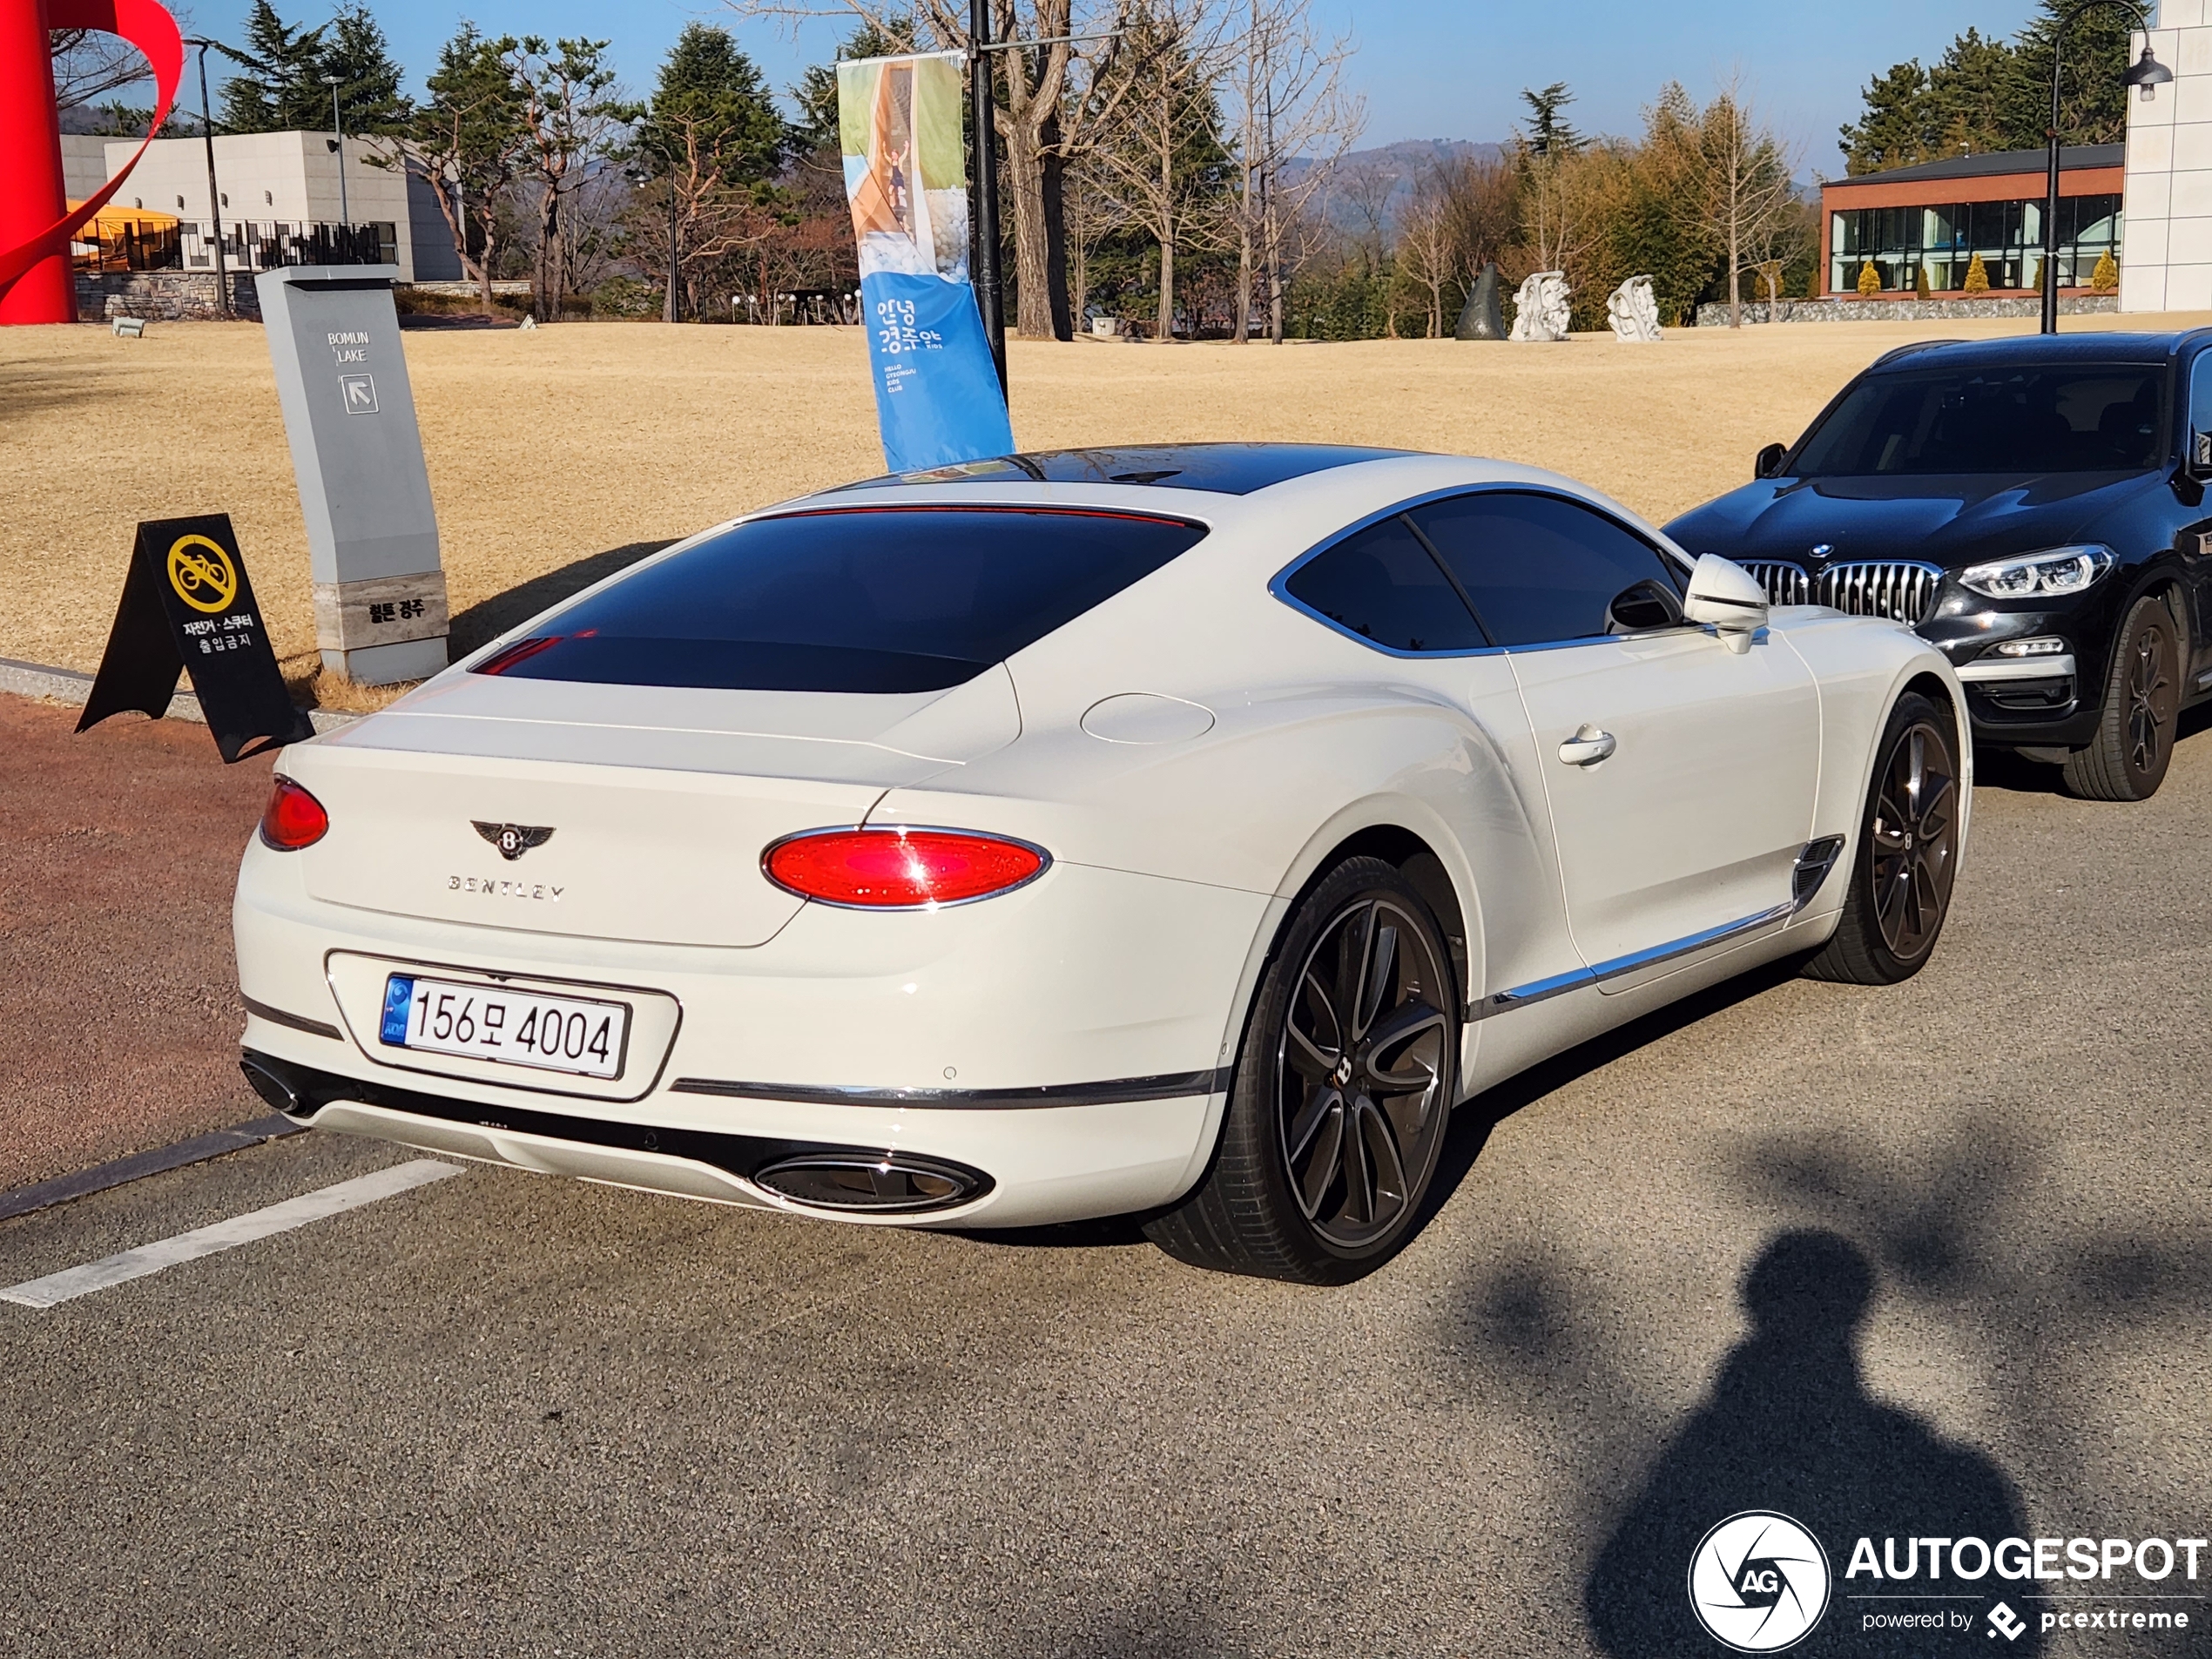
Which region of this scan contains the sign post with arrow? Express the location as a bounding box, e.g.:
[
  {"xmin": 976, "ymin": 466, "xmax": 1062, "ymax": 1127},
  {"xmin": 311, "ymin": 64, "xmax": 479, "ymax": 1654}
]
[{"xmin": 257, "ymin": 263, "xmax": 448, "ymax": 686}]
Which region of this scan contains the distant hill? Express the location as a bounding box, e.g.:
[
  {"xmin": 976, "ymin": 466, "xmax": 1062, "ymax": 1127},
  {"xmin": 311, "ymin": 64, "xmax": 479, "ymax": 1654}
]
[{"xmin": 1290, "ymin": 138, "xmax": 1509, "ymax": 240}]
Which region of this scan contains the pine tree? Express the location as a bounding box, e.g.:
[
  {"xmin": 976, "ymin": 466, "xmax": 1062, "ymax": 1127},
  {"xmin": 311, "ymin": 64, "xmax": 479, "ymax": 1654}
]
[
  {"xmin": 1857, "ymin": 260, "xmax": 1881, "ymax": 296},
  {"xmin": 2003, "ymin": 0, "xmax": 2135, "ymax": 149},
  {"xmin": 1916, "ymin": 263, "xmax": 1931, "ymax": 298},
  {"xmin": 1520, "ymin": 83, "xmax": 1583, "ymax": 159},
  {"xmin": 640, "ymin": 24, "xmax": 786, "ymax": 189},
  {"xmin": 219, "ymin": 0, "xmax": 409, "ymax": 136},
  {"xmin": 792, "ymin": 19, "xmax": 917, "ymax": 155},
  {"xmin": 1963, "ymin": 252, "xmax": 1990, "ymax": 293},
  {"xmin": 2091, "ymin": 249, "xmax": 2119, "ymax": 292},
  {"xmin": 1839, "ymin": 60, "xmax": 1933, "ymax": 174}
]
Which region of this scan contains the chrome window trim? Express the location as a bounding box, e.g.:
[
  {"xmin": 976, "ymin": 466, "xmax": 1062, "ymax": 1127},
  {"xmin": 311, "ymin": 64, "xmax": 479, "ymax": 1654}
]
[{"xmin": 1268, "ymin": 483, "xmax": 1695, "ymax": 659}]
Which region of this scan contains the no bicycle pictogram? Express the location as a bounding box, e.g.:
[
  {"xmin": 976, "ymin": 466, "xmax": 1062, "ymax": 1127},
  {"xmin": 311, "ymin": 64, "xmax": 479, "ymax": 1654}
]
[{"xmin": 165, "ymin": 533, "xmax": 236, "ymax": 613}]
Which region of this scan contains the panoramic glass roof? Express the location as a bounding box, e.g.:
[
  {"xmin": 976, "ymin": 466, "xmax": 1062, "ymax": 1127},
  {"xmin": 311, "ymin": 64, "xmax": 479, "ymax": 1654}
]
[{"xmin": 836, "ymin": 442, "xmax": 1421, "ymax": 496}]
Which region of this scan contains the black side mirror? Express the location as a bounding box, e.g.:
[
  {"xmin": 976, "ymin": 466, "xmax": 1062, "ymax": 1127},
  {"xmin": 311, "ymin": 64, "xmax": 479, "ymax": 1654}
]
[
  {"xmin": 1605, "ymin": 578, "xmax": 1686, "ymax": 635},
  {"xmin": 1754, "ymin": 442, "xmax": 1787, "ymax": 480}
]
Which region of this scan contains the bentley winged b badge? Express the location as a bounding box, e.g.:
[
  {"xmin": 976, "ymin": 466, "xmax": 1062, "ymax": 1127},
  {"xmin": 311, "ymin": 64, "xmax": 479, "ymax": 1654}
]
[{"xmin": 474, "ymin": 821, "xmax": 556, "ymax": 861}]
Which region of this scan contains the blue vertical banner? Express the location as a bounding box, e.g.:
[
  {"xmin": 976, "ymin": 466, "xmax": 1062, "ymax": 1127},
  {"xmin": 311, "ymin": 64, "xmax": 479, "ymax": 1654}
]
[{"xmin": 837, "ymin": 52, "xmax": 1015, "ymax": 472}]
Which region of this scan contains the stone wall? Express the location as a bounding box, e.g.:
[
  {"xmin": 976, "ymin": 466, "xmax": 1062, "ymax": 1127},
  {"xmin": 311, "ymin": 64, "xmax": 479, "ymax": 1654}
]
[
  {"xmin": 1693, "ymin": 294, "xmax": 2121, "ymax": 327},
  {"xmin": 74, "ymin": 272, "xmax": 261, "ymax": 322}
]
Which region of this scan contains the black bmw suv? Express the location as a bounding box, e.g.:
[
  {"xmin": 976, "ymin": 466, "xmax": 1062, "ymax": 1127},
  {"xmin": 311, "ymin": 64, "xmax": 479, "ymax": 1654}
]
[{"xmin": 1667, "ymin": 332, "xmax": 2212, "ymax": 799}]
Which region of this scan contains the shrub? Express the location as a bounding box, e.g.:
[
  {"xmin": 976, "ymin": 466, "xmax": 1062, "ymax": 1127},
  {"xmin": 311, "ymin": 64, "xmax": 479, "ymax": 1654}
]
[
  {"xmin": 1916, "ymin": 263, "xmax": 1931, "ymax": 299},
  {"xmin": 1963, "ymin": 253, "xmax": 1990, "ymax": 293},
  {"xmin": 591, "ymin": 276, "xmax": 661, "ymax": 320},
  {"xmin": 2092, "ymin": 250, "xmax": 2120, "ymax": 293},
  {"xmin": 1857, "ymin": 260, "xmax": 1881, "ymax": 297}
]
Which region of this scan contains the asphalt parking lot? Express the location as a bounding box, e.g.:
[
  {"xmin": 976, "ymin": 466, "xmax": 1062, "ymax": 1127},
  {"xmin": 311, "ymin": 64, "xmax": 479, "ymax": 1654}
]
[{"xmin": 3, "ymin": 717, "xmax": 2210, "ymax": 1657}]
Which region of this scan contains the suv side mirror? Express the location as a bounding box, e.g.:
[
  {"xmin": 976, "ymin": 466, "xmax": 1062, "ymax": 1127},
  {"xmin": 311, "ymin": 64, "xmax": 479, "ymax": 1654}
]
[
  {"xmin": 1683, "ymin": 553, "xmax": 1769, "ymax": 653},
  {"xmin": 1754, "ymin": 442, "xmax": 1787, "ymax": 480}
]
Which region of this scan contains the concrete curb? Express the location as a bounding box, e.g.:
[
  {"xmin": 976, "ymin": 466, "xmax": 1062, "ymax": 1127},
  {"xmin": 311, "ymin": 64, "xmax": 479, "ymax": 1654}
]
[{"xmin": 0, "ymin": 655, "xmax": 356, "ymax": 735}]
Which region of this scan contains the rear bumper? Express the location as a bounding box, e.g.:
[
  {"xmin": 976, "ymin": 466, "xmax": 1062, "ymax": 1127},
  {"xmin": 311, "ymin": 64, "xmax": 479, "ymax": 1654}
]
[
  {"xmin": 241, "ymin": 1049, "xmax": 1216, "ymax": 1226},
  {"xmin": 233, "ymin": 836, "xmax": 1269, "ymax": 1226}
]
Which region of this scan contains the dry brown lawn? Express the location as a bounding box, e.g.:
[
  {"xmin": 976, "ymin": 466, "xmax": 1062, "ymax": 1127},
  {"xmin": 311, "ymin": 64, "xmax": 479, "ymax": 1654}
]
[{"xmin": 6, "ymin": 310, "xmax": 2208, "ymax": 706}]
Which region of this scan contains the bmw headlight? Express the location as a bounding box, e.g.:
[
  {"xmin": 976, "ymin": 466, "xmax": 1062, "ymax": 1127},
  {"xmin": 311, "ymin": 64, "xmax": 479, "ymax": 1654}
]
[{"xmin": 1957, "ymin": 544, "xmax": 2114, "ymax": 599}]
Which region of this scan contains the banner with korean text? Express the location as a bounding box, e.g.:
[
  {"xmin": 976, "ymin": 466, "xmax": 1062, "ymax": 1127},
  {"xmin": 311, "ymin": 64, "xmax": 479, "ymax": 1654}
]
[{"xmin": 837, "ymin": 52, "xmax": 1014, "ymax": 472}]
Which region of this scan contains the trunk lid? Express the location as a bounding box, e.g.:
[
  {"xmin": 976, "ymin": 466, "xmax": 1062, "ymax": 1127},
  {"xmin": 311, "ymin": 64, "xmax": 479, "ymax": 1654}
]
[{"xmin": 281, "ymin": 667, "xmax": 1019, "ymax": 948}]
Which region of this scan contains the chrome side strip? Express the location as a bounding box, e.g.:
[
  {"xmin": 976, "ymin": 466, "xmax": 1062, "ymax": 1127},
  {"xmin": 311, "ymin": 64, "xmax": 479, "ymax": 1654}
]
[
  {"xmin": 670, "ymin": 1067, "xmax": 1233, "ymax": 1110},
  {"xmin": 1474, "ymin": 840, "xmax": 1848, "ymax": 1022}
]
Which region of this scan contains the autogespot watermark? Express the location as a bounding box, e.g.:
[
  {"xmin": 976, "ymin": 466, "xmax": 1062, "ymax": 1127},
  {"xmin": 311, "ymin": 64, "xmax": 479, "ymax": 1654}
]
[
  {"xmin": 1689, "ymin": 1519, "xmax": 2207, "ymax": 1650},
  {"xmin": 1689, "ymin": 1512, "xmax": 1833, "ymax": 1652}
]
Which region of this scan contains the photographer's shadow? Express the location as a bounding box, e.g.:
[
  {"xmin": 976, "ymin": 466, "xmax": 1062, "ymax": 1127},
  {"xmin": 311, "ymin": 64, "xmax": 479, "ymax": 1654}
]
[{"xmin": 1585, "ymin": 1231, "xmax": 2043, "ymax": 1656}]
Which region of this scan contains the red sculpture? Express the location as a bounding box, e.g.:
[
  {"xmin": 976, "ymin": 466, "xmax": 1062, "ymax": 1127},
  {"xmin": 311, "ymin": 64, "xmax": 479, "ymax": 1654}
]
[{"xmin": 0, "ymin": 0, "xmax": 181, "ymax": 324}]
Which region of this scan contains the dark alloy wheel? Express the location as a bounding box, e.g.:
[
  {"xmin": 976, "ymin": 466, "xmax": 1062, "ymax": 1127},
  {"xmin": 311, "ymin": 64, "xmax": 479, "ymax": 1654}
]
[
  {"xmin": 2062, "ymin": 594, "xmax": 2182, "ymax": 802},
  {"xmin": 1804, "ymin": 691, "xmax": 1959, "ymax": 986},
  {"xmin": 1145, "ymin": 856, "xmax": 1459, "ymax": 1283}
]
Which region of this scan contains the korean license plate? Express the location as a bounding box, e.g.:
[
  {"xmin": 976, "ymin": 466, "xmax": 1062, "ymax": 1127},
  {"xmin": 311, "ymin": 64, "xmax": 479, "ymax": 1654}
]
[{"xmin": 379, "ymin": 974, "xmax": 629, "ymax": 1079}]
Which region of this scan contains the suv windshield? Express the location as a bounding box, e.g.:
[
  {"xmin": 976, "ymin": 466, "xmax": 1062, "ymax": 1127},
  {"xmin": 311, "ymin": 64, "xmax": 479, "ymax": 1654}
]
[
  {"xmin": 1792, "ymin": 363, "xmax": 2166, "ymax": 476},
  {"xmin": 474, "ymin": 506, "xmax": 1207, "ymax": 694}
]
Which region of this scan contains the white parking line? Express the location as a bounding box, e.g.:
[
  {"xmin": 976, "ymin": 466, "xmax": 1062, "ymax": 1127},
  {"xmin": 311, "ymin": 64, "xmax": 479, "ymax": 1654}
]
[{"xmin": 0, "ymin": 1159, "xmax": 463, "ymax": 1310}]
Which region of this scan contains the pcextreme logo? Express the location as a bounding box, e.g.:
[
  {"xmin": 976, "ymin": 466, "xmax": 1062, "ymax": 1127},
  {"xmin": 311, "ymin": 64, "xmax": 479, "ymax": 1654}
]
[{"xmin": 1689, "ymin": 1511, "xmax": 1832, "ymax": 1652}]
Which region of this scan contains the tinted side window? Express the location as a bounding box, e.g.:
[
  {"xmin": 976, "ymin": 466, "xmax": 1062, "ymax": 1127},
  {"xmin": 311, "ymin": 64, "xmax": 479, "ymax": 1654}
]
[
  {"xmin": 1284, "ymin": 516, "xmax": 1490, "ymax": 653},
  {"xmin": 1410, "ymin": 492, "xmax": 1680, "ymax": 647},
  {"xmin": 2192, "ymin": 354, "xmax": 2212, "ymax": 447}
]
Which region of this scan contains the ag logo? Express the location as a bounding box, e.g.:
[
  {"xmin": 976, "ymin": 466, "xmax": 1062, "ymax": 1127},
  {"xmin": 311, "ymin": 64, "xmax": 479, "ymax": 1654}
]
[
  {"xmin": 165, "ymin": 533, "xmax": 237, "ymax": 614},
  {"xmin": 474, "ymin": 821, "xmax": 555, "ymax": 861},
  {"xmin": 1688, "ymin": 1511, "xmax": 1831, "ymax": 1652}
]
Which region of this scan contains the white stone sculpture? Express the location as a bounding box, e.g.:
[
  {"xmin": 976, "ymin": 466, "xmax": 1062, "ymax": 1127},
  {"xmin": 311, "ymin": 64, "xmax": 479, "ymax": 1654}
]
[
  {"xmin": 1508, "ymin": 271, "xmax": 1571, "ymax": 341},
  {"xmin": 1606, "ymin": 274, "xmax": 1662, "ymax": 342}
]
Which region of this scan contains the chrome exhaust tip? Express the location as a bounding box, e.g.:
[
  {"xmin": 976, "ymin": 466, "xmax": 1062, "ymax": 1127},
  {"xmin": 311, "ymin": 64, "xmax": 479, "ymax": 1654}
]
[
  {"xmin": 239, "ymin": 1054, "xmax": 304, "ymax": 1116},
  {"xmin": 752, "ymin": 1151, "xmax": 989, "ymax": 1214}
]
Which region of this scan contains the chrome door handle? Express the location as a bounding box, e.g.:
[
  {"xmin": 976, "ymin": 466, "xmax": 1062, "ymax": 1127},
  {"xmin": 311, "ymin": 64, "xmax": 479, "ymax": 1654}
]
[{"xmin": 1558, "ymin": 725, "xmax": 1616, "ymax": 766}]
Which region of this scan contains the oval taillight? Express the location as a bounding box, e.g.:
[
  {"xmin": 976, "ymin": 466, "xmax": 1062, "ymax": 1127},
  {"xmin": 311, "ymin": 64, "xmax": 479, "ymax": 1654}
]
[
  {"xmin": 259, "ymin": 777, "xmax": 328, "ymax": 850},
  {"xmin": 764, "ymin": 828, "xmax": 1047, "ymax": 908}
]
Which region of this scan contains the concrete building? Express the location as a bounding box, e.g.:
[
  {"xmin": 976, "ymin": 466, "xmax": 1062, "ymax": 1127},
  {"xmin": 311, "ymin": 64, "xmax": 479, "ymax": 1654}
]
[
  {"xmin": 2121, "ymin": 2, "xmax": 2212, "ymax": 310},
  {"xmin": 74, "ymin": 131, "xmax": 460, "ymax": 283}
]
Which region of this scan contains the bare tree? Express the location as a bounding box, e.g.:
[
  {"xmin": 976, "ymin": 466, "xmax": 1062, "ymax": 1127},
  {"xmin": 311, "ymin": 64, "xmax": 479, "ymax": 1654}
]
[
  {"xmin": 1219, "ymin": 0, "xmax": 1360, "ymax": 342},
  {"xmin": 1395, "ymin": 172, "xmax": 1457, "ymax": 337},
  {"xmin": 1691, "ymin": 73, "xmax": 1798, "ymax": 328},
  {"xmin": 1082, "ymin": 0, "xmax": 1236, "ymax": 341},
  {"xmin": 51, "ymin": 22, "xmax": 175, "ymax": 111},
  {"xmin": 735, "ymin": 0, "xmax": 1132, "ymax": 339},
  {"xmin": 507, "ymin": 35, "xmax": 629, "ymax": 320}
]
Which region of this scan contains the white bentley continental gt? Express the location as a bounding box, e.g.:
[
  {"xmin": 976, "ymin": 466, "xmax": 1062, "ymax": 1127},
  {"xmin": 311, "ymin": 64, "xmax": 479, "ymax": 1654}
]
[{"xmin": 234, "ymin": 444, "xmax": 1969, "ymax": 1283}]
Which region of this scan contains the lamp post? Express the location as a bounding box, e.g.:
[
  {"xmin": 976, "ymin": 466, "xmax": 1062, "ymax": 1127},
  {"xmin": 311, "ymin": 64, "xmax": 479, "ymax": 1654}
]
[
  {"xmin": 2040, "ymin": 0, "xmax": 2168, "ymax": 334},
  {"xmin": 322, "ymin": 72, "xmax": 349, "ymax": 238},
  {"xmin": 182, "ymin": 37, "xmax": 230, "ymax": 318},
  {"xmin": 968, "ymin": 0, "xmax": 1008, "ymax": 395}
]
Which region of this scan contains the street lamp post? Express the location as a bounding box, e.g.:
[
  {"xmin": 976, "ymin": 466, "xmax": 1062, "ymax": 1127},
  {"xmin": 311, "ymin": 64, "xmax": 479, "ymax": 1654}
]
[
  {"xmin": 2040, "ymin": 0, "xmax": 2168, "ymax": 334},
  {"xmin": 968, "ymin": 0, "xmax": 1008, "ymax": 395},
  {"xmin": 322, "ymin": 72, "xmax": 349, "ymax": 239},
  {"xmin": 182, "ymin": 37, "xmax": 229, "ymax": 318}
]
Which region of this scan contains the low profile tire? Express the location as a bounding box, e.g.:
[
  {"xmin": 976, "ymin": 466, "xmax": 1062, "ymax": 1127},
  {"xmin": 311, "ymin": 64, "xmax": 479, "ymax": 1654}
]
[
  {"xmin": 1144, "ymin": 856, "xmax": 1460, "ymax": 1285},
  {"xmin": 1803, "ymin": 691, "xmax": 1961, "ymax": 987},
  {"xmin": 2061, "ymin": 594, "xmax": 2182, "ymax": 802}
]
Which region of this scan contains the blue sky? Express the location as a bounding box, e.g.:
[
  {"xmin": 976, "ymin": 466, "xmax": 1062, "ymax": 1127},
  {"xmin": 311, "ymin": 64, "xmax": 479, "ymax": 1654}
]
[{"xmin": 176, "ymin": 0, "xmax": 2043, "ymax": 176}]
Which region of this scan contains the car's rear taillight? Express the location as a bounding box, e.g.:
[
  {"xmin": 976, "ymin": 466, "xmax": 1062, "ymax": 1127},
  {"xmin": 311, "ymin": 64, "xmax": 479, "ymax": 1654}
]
[
  {"xmin": 764, "ymin": 827, "xmax": 1048, "ymax": 908},
  {"xmin": 259, "ymin": 777, "xmax": 328, "ymax": 850}
]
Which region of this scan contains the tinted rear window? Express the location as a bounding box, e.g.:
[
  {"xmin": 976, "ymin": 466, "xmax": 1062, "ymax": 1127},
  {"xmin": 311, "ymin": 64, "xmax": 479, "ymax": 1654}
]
[
  {"xmin": 474, "ymin": 508, "xmax": 1206, "ymax": 694},
  {"xmin": 1794, "ymin": 364, "xmax": 2166, "ymax": 476}
]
